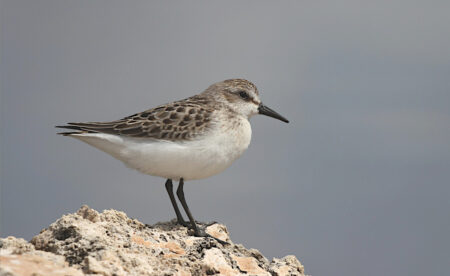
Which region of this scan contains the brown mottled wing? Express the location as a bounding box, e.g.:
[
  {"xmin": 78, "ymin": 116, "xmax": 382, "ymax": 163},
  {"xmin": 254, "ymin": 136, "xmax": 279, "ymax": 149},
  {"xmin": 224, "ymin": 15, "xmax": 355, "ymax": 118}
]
[{"xmin": 57, "ymin": 96, "xmax": 214, "ymax": 141}]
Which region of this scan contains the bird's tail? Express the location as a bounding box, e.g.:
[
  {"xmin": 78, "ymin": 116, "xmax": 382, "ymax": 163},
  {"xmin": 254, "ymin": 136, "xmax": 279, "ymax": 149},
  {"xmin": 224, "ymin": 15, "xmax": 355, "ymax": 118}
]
[{"xmin": 55, "ymin": 124, "xmax": 88, "ymax": 136}]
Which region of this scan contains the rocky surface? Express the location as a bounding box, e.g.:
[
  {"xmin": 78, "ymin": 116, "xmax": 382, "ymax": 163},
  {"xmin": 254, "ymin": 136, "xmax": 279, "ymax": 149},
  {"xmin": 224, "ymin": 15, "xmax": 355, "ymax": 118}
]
[{"xmin": 1, "ymin": 205, "xmax": 305, "ymax": 276}]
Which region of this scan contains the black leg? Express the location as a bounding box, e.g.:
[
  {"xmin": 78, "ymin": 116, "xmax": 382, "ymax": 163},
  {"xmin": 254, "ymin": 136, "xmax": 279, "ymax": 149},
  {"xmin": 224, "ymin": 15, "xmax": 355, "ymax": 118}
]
[
  {"xmin": 176, "ymin": 178, "xmax": 200, "ymax": 234},
  {"xmin": 165, "ymin": 179, "xmax": 188, "ymax": 226},
  {"xmin": 176, "ymin": 178, "xmax": 228, "ymax": 245}
]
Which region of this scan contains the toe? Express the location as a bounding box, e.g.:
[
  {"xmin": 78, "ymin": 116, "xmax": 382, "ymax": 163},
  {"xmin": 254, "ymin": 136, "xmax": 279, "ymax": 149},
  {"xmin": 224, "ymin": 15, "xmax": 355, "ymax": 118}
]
[
  {"xmin": 205, "ymin": 221, "xmax": 218, "ymax": 226},
  {"xmin": 193, "ymin": 227, "xmax": 229, "ymax": 245}
]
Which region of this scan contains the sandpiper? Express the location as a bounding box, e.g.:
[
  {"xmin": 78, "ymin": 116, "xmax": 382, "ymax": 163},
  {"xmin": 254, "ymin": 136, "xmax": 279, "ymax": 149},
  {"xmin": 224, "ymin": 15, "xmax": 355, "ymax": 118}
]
[{"xmin": 57, "ymin": 79, "xmax": 289, "ymax": 241}]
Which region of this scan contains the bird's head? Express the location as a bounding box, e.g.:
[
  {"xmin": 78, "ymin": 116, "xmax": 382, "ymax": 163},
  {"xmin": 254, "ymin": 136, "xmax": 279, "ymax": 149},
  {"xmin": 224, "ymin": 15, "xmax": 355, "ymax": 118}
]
[{"xmin": 204, "ymin": 79, "xmax": 289, "ymax": 123}]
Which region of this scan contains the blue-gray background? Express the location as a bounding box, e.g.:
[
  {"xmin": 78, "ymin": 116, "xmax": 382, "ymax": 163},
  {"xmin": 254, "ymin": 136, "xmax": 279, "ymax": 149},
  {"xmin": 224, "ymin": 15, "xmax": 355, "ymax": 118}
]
[{"xmin": 1, "ymin": 1, "xmax": 449, "ymax": 275}]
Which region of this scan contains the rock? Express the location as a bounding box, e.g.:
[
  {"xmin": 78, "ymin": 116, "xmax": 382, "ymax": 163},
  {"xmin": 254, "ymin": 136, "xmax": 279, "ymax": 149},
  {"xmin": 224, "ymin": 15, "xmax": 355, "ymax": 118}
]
[
  {"xmin": 1, "ymin": 205, "xmax": 306, "ymax": 276},
  {"xmin": 0, "ymin": 237, "xmax": 83, "ymax": 276}
]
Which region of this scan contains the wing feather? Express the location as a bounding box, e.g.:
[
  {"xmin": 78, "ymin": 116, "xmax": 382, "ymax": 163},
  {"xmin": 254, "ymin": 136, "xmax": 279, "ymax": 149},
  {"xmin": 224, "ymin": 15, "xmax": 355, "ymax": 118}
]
[{"xmin": 57, "ymin": 96, "xmax": 214, "ymax": 141}]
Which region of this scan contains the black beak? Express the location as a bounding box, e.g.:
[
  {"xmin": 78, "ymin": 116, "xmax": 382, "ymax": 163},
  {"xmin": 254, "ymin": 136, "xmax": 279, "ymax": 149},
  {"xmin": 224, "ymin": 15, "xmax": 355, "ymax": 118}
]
[{"xmin": 258, "ymin": 103, "xmax": 289, "ymax": 123}]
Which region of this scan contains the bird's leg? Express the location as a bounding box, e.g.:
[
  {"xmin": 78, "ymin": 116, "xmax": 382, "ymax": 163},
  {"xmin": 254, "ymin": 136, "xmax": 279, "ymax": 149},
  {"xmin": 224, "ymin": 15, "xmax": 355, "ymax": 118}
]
[
  {"xmin": 176, "ymin": 178, "xmax": 200, "ymax": 233},
  {"xmin": 176, "ymin": 178, "xmax": 228, "ymax": 245},
  {"xmin": 165, "ymin": 179, "xmax": 188, "ymax": 227}
]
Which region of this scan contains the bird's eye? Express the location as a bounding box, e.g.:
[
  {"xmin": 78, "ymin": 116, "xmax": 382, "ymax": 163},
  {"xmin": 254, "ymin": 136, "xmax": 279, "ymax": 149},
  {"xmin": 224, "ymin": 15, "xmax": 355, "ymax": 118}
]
[{"xmin": 238, "ymin": 91, "xmax": 249, "ymax": 100}]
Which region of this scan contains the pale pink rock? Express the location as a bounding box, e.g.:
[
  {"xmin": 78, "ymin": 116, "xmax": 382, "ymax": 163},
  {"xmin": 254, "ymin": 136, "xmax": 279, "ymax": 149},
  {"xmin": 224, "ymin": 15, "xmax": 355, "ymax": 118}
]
[
  {"xmin": 0, "ymin": 237, "xmax": 82, "ymax": 276},
  {"xmin": 232, "ymin": 255, "xmax": 271, "ymax": 276}
]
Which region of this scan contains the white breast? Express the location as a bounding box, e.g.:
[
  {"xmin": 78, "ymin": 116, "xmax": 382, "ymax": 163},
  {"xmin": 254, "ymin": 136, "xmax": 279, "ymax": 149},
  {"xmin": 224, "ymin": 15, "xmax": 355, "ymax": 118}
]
[{"xmin": 70, "ymin": 115, "xmax": 252, "ymax": 181}]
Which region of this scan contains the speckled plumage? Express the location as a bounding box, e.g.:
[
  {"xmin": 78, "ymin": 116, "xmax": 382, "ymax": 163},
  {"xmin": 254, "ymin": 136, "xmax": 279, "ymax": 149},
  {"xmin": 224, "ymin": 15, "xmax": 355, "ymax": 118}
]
[
  {"xmin": 61, "ymin": 95, "xmax": 214, "ymax": 141},
  {"xmin": 58, "ymin": 79, "xmax": 259, "ymax": 142}
]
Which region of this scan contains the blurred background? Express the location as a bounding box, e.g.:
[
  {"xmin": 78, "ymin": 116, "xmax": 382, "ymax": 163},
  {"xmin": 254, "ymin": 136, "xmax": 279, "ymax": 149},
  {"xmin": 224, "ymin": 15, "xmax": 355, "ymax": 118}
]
[{"xmin": 1, "ymin": 1, "xmax": 449, "ymax": 275}]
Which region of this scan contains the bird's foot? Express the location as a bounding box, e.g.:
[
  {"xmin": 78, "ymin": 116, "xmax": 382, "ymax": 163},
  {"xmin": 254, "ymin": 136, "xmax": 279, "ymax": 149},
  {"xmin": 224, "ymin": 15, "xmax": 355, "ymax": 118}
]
[
  {"xmin": 192, "ymin": 226, "xmax": 229, "ymax": 245},
  {"xmin": 178, "ymin": 219, "xmax": 226, "ymax": 244},
  {"xmin": 179, "ymin": 220, "xmax": 217, "ymax": 229},
  {"xmin": 205, "ymin": 221, "xmax": 218, "ymax": 227},
  {"xmin": 176, "ymin": 218, "xmax": 190, "ymax": 228}
]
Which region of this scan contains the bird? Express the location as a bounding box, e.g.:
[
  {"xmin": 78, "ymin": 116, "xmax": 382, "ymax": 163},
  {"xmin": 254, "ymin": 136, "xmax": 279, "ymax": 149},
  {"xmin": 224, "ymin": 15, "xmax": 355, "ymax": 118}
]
[{"xmin": 57, "ymin": 79, "xmax": 289, "ymax": 242}]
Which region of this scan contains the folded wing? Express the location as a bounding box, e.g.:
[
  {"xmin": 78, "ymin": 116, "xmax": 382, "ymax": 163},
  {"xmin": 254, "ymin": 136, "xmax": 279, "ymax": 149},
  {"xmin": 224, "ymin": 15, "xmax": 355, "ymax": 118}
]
[{"xmin": 57, "ymin": 97, "xmax": 214, "ymax": 141}]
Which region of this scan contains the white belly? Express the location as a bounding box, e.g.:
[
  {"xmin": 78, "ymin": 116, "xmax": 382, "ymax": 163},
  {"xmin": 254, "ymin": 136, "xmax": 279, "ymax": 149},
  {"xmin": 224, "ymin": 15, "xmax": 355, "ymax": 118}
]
[{"xmin": 70, "ymin": 119, "xmax": 252, "ymax": 181}]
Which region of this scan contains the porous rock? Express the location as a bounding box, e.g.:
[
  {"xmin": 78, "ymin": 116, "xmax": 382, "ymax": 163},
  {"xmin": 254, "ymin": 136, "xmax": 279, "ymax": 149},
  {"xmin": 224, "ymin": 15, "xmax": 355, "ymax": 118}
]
[
  {"xmin": 1, "ymin": 205, "xmax": 305, "ymax": 275},
  {"xmin": 0, "ymin": 236, "xmax": 83, "ymax": 276}
]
